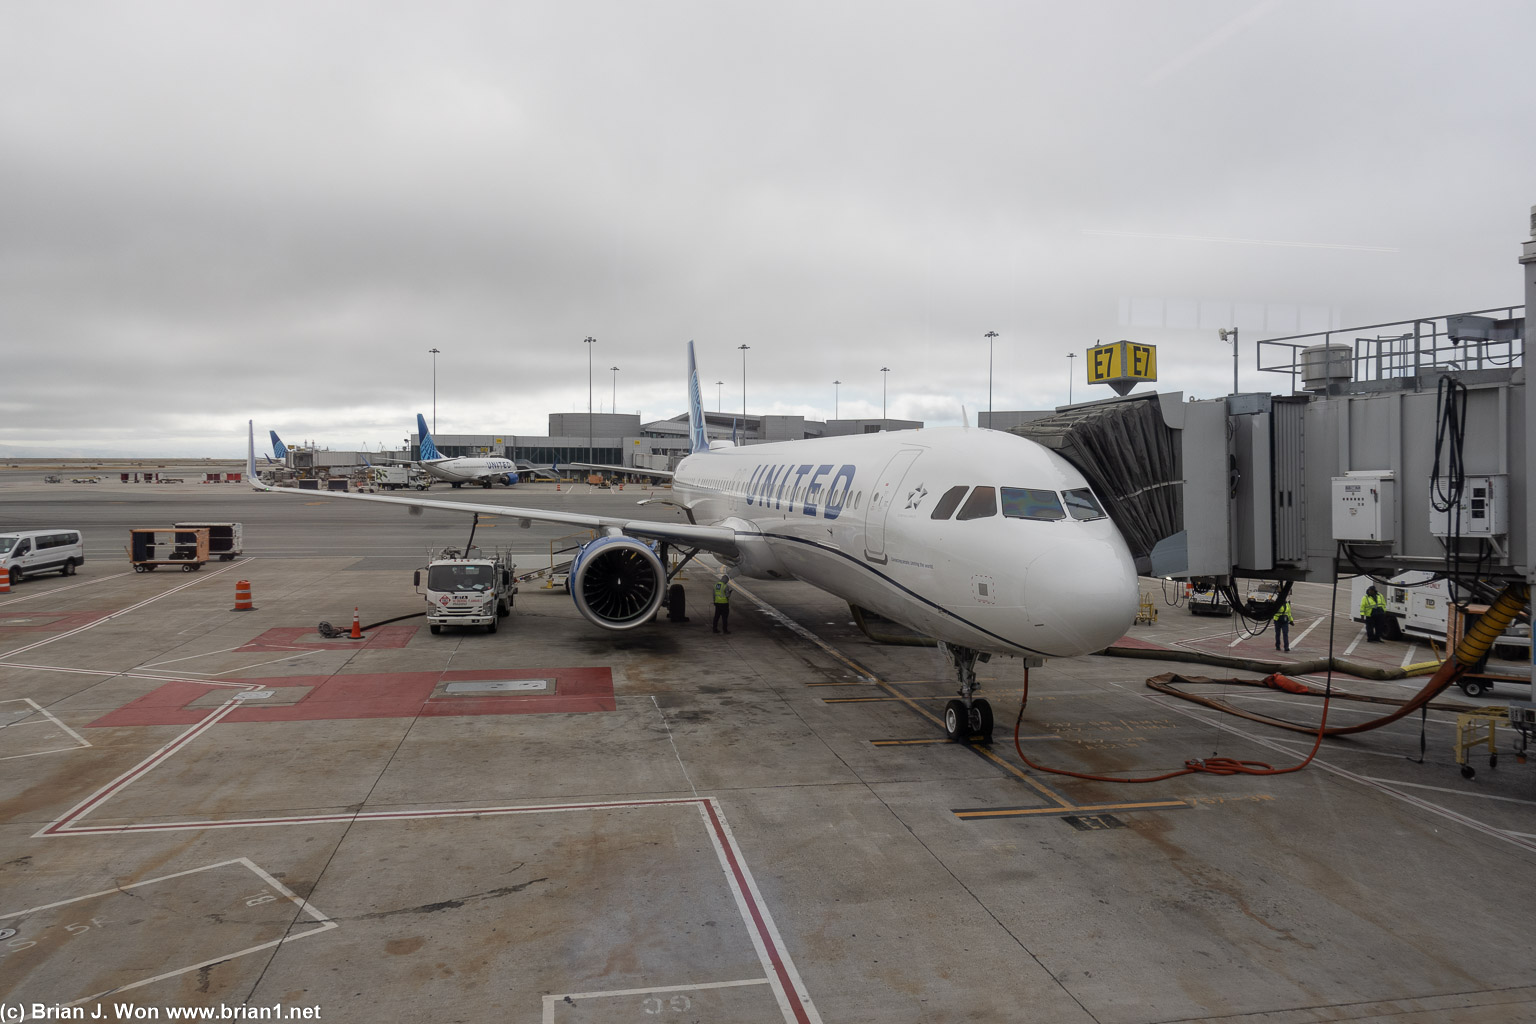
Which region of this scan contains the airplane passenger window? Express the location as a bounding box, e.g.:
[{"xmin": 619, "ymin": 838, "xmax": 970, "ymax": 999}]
[
  {"xmin": 956, "ymin": 486, "xmax": 997, "ymax": 521},
  {"xmin": 930, "ymin": 485, "xmax": 968, "ymax": 520},
  {"xmin": 1062, "ymin": 487, "xmax": 1107, "ymax": 521},
  {"xmin": 1000, "ymin": 487, "xmax": 1065, "ymax": 521}
]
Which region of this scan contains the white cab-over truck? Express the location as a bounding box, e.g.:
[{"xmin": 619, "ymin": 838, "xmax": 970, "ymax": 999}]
[{"xmin": 415, "ymin": 548, "xmax": 516, "ymax": 634}]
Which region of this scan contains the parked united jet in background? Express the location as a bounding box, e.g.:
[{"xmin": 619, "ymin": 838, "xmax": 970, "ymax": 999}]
[
  {"xmin": 377, "ymin": 414, "xmax": 519, "ymax": 488},
  {"xmin": 249, "ymin": 344, "xmax": 1137, "ymax": 740},
  {"xmin": 267, "ymin": 430, "xmax": 288, "ymax": 464}
]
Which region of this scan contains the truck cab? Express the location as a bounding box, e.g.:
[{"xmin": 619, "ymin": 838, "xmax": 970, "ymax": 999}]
[{"xmin": 416, "ymin": 548, "xmax": 516, "ymax": 634}]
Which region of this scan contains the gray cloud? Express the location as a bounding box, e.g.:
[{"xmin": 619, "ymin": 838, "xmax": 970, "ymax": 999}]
[{"xmin": 3, "ymin": 1, "xmax": 1532, "ymax": 454}]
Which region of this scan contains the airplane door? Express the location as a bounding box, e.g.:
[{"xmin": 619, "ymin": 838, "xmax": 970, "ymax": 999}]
[{"xmin": 864, "ymin": 448, "xmax": 922, "ymax": 563}]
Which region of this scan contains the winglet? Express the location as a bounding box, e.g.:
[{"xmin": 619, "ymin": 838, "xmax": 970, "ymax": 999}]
[
  {"xmin": 248, "ymin": 421, "xmax": 271, "ymax": 491},
  {"xmin": 687, "ymin": 341, "xmax": 707, "ymax": 455},
  {"xmin": 269, "ymin": 430, "xmax": 288, "ymax": 460},
  {"xmin": 416, "ymin": 413, "xmax": 441, "ymax": 461}
]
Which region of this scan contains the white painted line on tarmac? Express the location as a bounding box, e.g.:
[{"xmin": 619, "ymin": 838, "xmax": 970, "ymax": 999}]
[
  {"xmin": 730, "ymin": 579, "xmax": 877, "ymax": 682},
  {"xmin": 543, "ymin": 978, "xmax": 771, "ymax": 1023},
  {"xmin": 695, "ymin": 799, "xmax": 823, "ymax": 1024},
  {"xmin": 35, "ymin": 858, "xmax": 338, "ymax": 1008},
  {"xmin": 0, "ymin": 696, "xmax": 91, "ymax": 752},
  {"xmin": 0, "ymin": 570, "xmax": 136, "ymax": 607},
  {"xmin": 0, "ymin": 561, "xmax": 244, "ymax": 661},
  {"xmin": 1139, "ymin": 687, "xmax": 1536, "ymax": 857},
  {"xmin": 1401, "ymin": 644, "xmax": 1419, "ymax": 668},
  {"xmin": 1342, "ymin": 626, "xmax": 1367, "ymax": 657},
  {"xmin": 1355, "ymin": 777, "xmax": 1536, "ymax": 807},
  {"xmin": 1291, "ymin": 616, "xmax": 1326, "ymax": 647}
]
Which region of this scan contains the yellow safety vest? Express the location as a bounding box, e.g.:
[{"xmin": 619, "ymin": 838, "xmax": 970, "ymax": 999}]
[
  {"xmin": 713, "ymin": 581, "xmax": 730, "ymax": 604},
  {"xmin": 1360, "ymin": 593, "xmax": 1384, "ymax": 615},
  {"xmin": 1273, "ymin": 602, "xmax": 1292, "ymax": 624}
]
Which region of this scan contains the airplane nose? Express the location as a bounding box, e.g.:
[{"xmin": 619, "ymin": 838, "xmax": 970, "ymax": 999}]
[{"xmin": 1025, "ymin": 535, "xmax": 1139, "ymax": 655}]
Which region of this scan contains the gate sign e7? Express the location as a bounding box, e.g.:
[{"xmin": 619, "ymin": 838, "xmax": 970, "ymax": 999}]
[{"xmin": 1086, "ymin": 341, "xmax": 1157, "ymax": 396}]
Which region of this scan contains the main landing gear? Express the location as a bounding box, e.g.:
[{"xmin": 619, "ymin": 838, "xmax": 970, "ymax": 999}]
[{"xmin": 940, "ymin": 642, "xmax": 993, "ymax": 743}]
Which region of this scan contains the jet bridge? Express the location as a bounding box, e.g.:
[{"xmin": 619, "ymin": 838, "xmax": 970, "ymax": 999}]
[{"xmin": 1013, "ymin": 205, "xmax": 1535, "ymax": 598}]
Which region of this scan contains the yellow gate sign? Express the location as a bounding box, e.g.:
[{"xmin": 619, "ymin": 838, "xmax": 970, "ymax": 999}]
[{"xmin": 1086, "ymin": 341, "xmax": 1156, "ymax": 395}]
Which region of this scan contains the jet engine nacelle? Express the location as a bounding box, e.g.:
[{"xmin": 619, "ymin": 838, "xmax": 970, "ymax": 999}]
[
  {"xmin": 503, "ymin": 473, "xmax": 519, "ymax": 486},
  {"xmin": 569, "ymin": 535, "xmax": 665, "ymax": 630}
]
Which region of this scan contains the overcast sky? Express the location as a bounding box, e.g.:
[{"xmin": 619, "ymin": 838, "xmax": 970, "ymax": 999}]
[{"xmin": 3, "ymin": 1, "xmax": 1532, "ymax": 456}]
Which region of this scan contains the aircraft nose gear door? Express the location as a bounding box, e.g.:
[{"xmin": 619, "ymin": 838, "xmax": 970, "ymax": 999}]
[{"xmin": 863, "ymin": 448, "xmax": 922, "ymax": 564}]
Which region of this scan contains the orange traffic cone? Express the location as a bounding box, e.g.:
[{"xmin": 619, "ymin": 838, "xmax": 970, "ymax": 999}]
[
  {"xmin": 350, "ymin": 607, "xmax": 362, "ymax": 639},
  {"xmin": 231, "ymin": 580, "xmax": 255, "ymax": 611},
  {"xmin": 555, "ymin": 480, "xmax": 561, "ymax": 492},
  {"xmin": 0, "ymin": 567, "xmax": 9, "ymax": 594}
]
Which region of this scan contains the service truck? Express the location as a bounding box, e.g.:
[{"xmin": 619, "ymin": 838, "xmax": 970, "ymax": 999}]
[
  {"xmin": 368, "ymin": 465, "xmax": 427, "ymax": 490},
  {"xmin": 415, "ymin": 548, "xmax": 516, "ymax": 634}
]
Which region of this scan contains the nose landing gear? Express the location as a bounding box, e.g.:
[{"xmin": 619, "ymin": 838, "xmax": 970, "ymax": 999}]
[{"xmin": 940, "ymin": 642, "xmax": 993, "ymax": 743}]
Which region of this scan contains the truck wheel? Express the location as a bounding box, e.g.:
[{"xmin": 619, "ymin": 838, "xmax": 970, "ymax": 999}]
[
  {"xmin": 1461, "ymin": 679, "xmax": 1487, "ymax": 698},
  {"xmin": 429, "ymin": 624, "xmax": 441, "ymax": 635},
  {"xmin": 497, "ymin": 599, "xmax": 510, "ymax": 617},
  {"xmin": 63, "ymin": 561, "xmax": 76, "ymax": 576},
  {"xmin": 183, "ymin": 564, "xmax": 196, "ymax": 572},
  {"xmin": 133, "ymin": 564, "xmax": 148, "ymax": 573},
  {"xmin": 486, "ymin": 617, "xmax": 498, "ymax": 634}
]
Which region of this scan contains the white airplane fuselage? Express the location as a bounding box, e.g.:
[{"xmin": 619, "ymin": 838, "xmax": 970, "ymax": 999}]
[
  {"xmin": 421, "ymin": 457, "xmax": 517, "ymax": 485},
  {"xmin": 672, "ymin": 426, "xmax": 1138, "ymax": 659}
]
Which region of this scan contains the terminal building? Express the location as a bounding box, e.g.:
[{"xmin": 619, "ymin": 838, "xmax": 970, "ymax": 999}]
[{"xmin": 398, "ymin": 411, "xmax": 924, "ymax": 472}]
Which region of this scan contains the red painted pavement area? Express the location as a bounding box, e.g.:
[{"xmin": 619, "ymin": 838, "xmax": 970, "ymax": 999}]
[
  {"xmin": 0, "ymin": 611, "xmax": 106, "ymax": 633},
  {"xmin": 86, "ymin": 667, "xmax": 614, "ymax": 728},
  {"xmin": 235, "ymin": 624, "xmax": 417, "ymax": 652}
]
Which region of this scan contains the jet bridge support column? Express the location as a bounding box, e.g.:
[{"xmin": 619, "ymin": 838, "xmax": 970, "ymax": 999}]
[{"xmin": 1523, "ymin": 204, "xmax": 1536, "ymax": 586}]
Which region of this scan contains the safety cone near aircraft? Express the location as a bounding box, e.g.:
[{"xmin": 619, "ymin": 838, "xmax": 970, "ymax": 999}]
[
  {"xmin": 231, "ymin": 580, "xmax": 254, "ymax": 611},
  {"xmin": 0, "ymin": 568, "xmax": 9, "ymax": 594},
  {"xmin": 350, "ymin": 608, "xmax": 362, "ymax": 639}
]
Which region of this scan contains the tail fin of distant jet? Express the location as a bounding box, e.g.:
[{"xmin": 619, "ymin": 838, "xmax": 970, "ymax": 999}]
[
  {"xmin": 269, "ymin": 430, "xmax": 289, "ymax": 460},
  {"xmin": 687, "ymin": 341, "xmax": 708, "ymax": 455},
  {"xmin": 416, "ymin": 414, "xmax": 442, "ymax": 461}
]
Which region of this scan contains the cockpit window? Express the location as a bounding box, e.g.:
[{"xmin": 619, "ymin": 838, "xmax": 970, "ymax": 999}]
[
  {"xmin": 955, "ymin": 486, "xmax": 997, "ymax": 521},
  {"xmin": 1000, "ymin": 487, "xmax": 1065, "ymax": 521},
  {"xmin": 1062, "ymin": 487, "xmax": 1107, "ymax": 521},
  {"xmin": 930, "ymin": 485, "xmax": 968, "ymax": 520}
]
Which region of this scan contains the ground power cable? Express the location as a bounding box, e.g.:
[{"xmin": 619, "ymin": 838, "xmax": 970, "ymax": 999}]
[{"xmin": 1007, "ymin": 569, "xmax": 1376, "ymax": 782}]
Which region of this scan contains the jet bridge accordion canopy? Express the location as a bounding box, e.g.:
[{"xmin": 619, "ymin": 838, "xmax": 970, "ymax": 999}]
[{"xmin": 1008, "ymin": 396, "xmax": 1181, "ymax": 574}]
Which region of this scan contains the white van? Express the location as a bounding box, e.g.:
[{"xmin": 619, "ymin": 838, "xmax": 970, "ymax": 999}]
[{"xmin": 0, "ymin": 530, "xmax": 86, "ymax": 582}]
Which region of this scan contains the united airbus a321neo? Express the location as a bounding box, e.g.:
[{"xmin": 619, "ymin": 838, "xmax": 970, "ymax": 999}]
[{"xmin": 249, "ymin": 342, "xmax": 1137, "ymax": 741}]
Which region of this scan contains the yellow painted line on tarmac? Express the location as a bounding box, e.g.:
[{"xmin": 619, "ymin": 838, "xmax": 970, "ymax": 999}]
[
  {"xmin": 955, "ymin": 800, "xmax": 1188, "ymax": 821},
  {"xmin": 824, "ymin": 695, "xmax": 950, "ymax": 704},
  {"xmin": 870, "ymin": 738, "xmax": 950, "ymax": 746}
]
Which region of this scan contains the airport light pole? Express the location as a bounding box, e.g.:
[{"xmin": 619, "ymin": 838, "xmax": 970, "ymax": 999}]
[
  {"xmin": 1067, "ymin": 351, "xmax": 1076, "ymax": 404},
  {"xmin": 584, "ymin": 336, "xmax": 596, "ymax": 464},
  {"xmin": 1219, "ymin": 327, "xmax": 1238, "ymax": 394},
  {"xmin": 984, "ymin": 331, "xmax": 998, "ymax": 425},
  {"xmin": 715, "ymin": 380, "xmax": 723, "ymax": 412},
  {"xmin": 881, "ymin": 366, "xmax": 890, "ymax": 420},
  {"xmin": 833, "ymin": 380, "xmax": 841, "ymax": 420},
  {"xmin": 610, "ymin": 366, "xmax": 619, "ymax": 414},
  {"xmin": 738, "ymin": 344, "xmax": 750, "ymax": 432},
  {"xmin": 428, "ymin": 347, "xmax": 441, "ymax": 432}
]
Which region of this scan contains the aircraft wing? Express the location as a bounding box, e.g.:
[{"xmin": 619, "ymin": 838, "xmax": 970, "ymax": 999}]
[
  {"xmin": 246, "ymin": 423, "xmax": 731, "ymax": 555},
  {"xmin": 561, "ymin": 460, "xmax": 675, "ymax": 480}
]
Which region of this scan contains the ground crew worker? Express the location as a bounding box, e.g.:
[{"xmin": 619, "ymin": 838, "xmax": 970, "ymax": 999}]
[
  {"xmin": 1361, "ymin": 585, "xmax": 1386, "ymax": 642},
  {"xmin": 1273, "ymin": 598, "xmax": 1293, "ymax": 652},
  {"xmin": 712, "ymin": 573, "xmax": 731, "ymax": 634}
]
